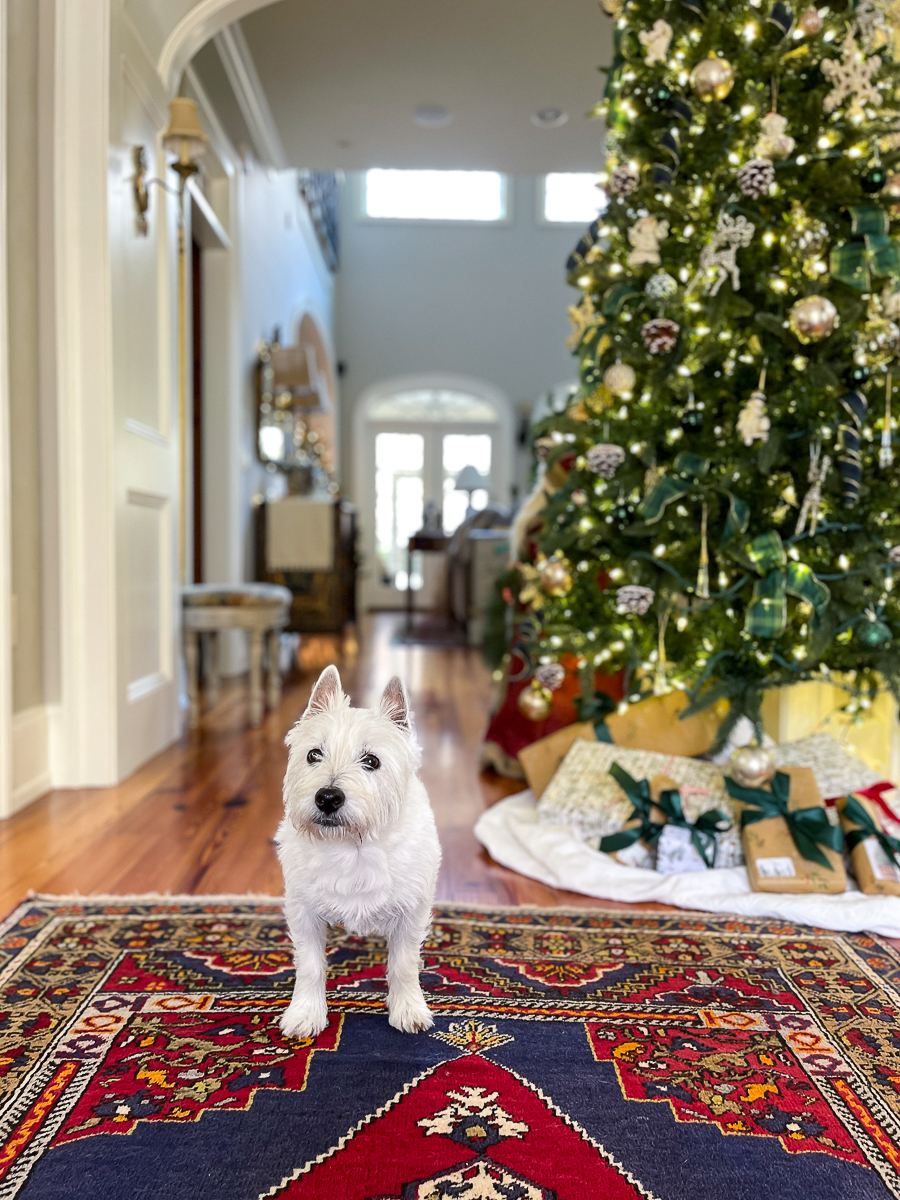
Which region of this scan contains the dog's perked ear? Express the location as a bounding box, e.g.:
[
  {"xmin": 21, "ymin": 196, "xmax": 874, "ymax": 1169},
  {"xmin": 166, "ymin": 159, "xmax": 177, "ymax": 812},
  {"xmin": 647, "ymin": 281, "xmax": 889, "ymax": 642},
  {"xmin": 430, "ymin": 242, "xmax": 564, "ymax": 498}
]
[
  {"xmin": 304, "ymin": 665, "xmax": 344, "ymax": 718},
  {"xmin": 379, "ymin": 676, "xmax": 411, "ymax": 731}
]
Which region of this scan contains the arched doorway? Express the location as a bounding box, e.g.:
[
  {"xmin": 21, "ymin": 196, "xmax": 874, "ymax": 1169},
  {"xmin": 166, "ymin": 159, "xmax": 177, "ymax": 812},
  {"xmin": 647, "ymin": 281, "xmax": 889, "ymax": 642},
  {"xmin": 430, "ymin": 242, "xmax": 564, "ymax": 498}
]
[{"xmin": 356, "ymin": 375, "xmax": 511, "ymax": 610}]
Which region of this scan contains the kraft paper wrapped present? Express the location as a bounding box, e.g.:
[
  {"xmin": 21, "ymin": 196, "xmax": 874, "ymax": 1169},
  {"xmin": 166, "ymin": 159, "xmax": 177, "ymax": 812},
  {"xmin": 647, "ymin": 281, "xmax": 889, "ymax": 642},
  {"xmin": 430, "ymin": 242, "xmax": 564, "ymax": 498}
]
[
  {"xmin": 537, "ymin": 740, "xmax": 741, "ymax": 866},
  {"xmin": 837, "ymin": 793, "xmax": 900, "ymax": 896},
  {"xmin": 518, "ymin": 691, "xmax": 724, "ymax": 801},
  {"xmin": 726, "ymin": 766, "xmax": 847, "ymax": 894}
]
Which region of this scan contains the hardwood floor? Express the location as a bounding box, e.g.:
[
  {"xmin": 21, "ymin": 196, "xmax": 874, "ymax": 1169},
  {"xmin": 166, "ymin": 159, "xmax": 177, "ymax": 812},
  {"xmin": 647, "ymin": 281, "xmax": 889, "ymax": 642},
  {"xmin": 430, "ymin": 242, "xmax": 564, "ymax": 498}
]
[{"xmin": 0, "ymin": 614, "xmax": 668, "ymax": 915}]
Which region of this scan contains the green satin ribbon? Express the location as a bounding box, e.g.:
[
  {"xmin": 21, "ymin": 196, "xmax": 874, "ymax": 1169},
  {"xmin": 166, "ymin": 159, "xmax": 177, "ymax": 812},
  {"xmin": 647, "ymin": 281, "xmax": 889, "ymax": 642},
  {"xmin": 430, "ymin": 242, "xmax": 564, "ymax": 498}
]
[
  {"xmin": 725, "ymin": 770, "xmax": 844, "ymax": 870},
  {"xmin": 653, "ymin": 787, "xmax": 731, "ymax": 868},
  {"xmin": 842, "ymin": 794, "xmax": 900, "ymax": 868},
  {"xmin": 638, "ymin": 453, "xmax": 748, "ymax": 546},
  {"xmin": 602, "ymin": 283, "xmax": 640, "ymax": 317},
  {"xmin": 830, "ymin": 207, "xmax": 900, "ymax": 291},
  {"xmin": 744, "ymin": 532, "xmax": 830, "ymax": 638},
  {"xmin": 598, "ymin": 762, "xmax": 664, "ymax": 854},
  {"xmin": 599, "ymin": 762, "xmax": 729, "ymax": 867}
]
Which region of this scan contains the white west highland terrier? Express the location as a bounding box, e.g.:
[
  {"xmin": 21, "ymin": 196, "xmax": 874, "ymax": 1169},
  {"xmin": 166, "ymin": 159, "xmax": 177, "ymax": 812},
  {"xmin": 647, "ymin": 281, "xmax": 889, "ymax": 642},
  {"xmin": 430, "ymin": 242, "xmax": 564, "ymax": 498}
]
[{"xmin": 276, "ymin": 665, "xmax": 441, "ymax": 1036}]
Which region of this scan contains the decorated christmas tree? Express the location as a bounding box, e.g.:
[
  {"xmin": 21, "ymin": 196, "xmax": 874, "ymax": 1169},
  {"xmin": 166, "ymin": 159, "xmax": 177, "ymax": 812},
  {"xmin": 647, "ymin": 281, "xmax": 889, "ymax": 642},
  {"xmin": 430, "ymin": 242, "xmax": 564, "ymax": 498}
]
[{"xmin": 515, "ymin": 0, "xmax": 900, "ymax": 745}]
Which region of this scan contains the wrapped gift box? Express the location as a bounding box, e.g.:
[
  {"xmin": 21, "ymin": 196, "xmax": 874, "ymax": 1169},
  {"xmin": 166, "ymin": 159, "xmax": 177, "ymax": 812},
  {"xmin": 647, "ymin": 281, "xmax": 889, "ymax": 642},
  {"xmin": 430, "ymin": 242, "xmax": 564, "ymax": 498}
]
[
  {"xmin": 837, "ymin": 793, "xmax": 900, "ymax": 896},
  {"xmin": 772, "ymin": 733, "xmax": 882, "ymax": 801},
  {"xmin": 519, "ymin": 691, "xmax": 723, "ymax": 801},
  {"xmin": 537, "ymin": 739, "xmax": 736, "ymax": 845},
  {"xmin": 735, "ymin": 766, "xmax": 847, "ymax": 894}
]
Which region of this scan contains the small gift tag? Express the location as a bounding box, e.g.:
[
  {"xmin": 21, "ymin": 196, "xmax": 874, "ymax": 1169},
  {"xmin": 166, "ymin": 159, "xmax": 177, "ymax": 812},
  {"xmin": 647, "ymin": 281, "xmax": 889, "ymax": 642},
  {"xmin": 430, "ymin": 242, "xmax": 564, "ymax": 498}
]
[
  {"xmin": 655, "ymin": 824, "xmax": 708, "ymax": 875},
  {"xmin": 864, "ymin": 837, "xmax": 900, "ymax": 883},
  {"xmin": 755, "ymin": 855, "xmax": 797, "ymax": 879}
]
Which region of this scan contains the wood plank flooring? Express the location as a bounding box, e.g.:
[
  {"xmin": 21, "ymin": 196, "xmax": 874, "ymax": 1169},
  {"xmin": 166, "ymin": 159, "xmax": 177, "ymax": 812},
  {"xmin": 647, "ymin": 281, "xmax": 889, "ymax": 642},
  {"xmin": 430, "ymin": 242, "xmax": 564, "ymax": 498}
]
[{"xmin": 1, "ymin": 614, "xmax": 669, "ymax": 915}]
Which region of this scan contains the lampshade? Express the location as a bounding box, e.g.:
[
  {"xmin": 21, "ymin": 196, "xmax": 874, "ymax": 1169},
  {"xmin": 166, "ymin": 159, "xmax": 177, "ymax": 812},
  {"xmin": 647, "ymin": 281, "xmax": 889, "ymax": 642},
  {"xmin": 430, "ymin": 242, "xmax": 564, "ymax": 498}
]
[
  {"xmin": 455, "ymin": 465, "xmax": 489, "ymax": 492},
  {"xmin": 162, "ymin": 98, "xmax": 208, "ymax": 166}
]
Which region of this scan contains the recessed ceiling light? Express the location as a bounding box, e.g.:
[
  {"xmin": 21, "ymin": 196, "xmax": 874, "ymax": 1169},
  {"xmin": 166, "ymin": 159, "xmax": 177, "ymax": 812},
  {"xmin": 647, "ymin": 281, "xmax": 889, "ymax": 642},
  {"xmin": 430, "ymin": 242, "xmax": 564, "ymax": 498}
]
[
  {"xmin": 532, "ymin": 108, "xmax": 569, "ymax": 128},
  {"xmin": 414, "ymin": 105, "xmax": 453, "ymax": 128}
]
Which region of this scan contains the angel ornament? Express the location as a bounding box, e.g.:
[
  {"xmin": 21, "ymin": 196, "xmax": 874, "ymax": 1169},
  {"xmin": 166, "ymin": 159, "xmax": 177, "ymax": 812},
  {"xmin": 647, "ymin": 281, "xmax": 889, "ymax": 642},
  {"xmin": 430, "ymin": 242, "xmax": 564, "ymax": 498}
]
[
  {"xmin": 737, "ymin": 392, "xmax": 771, "ymax": 446},
  {"xmin": 639, "ymin": 19, "xmax": 673, "ymax": 66},
  {"xmin": 627, "ymin": 215, "xmax": 669, "ymax": 269},
  {"xmin": 691, "ymin": 213, "xmax": 755, "ymax": 296},
  {"xmin": 754, "ymin": 112, "xmax": 795, "ymax": 160},
  {"xmin": 795, "ymin": 443, "xmax": 832, "ymax": 537}
]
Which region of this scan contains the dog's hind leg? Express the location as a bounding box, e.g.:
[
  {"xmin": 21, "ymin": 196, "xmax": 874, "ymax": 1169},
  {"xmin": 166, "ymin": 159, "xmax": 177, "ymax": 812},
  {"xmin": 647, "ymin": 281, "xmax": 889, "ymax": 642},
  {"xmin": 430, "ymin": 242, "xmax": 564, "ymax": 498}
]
[
  {"xmin": 386, "ymin": 908, "xmax": 434, "ymax": 1034},
  {"xmin": 280, "ymin": 907, "xmax": 329, "ymax": 1039}
]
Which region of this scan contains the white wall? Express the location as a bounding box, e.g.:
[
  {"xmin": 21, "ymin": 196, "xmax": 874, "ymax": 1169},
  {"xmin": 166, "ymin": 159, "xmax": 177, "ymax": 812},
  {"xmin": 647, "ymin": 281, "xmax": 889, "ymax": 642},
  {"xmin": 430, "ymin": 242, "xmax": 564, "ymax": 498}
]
[{"xmin": 335, "ymin": 173, "xmax": 580, "ymax": 505}]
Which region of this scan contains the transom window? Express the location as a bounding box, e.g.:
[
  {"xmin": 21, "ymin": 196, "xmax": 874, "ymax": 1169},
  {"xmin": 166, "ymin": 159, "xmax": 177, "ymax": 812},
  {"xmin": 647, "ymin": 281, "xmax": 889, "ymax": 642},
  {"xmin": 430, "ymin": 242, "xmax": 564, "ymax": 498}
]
[
  {"xmin": 364, "ymin": 169, "xmax": 506, "ymax": 222},
  {"xmin": 368, "ymin": 388, "xmax": 497, "ymax": 423},
  {"xmin": 542, "ymin": 173, "xmax": 607, "ymax": 224}
]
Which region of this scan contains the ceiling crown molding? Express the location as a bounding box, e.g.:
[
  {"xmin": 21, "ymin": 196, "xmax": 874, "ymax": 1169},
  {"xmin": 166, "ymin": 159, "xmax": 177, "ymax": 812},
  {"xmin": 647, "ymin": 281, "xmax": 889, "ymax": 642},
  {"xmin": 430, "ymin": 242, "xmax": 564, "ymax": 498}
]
[
  {"xmin": 157, "ymin": 0, "xmax": 274, "ymax": 96},
  {"xmin": 213, "ymin": 22, "xmax": 285, "ymax": 169}
]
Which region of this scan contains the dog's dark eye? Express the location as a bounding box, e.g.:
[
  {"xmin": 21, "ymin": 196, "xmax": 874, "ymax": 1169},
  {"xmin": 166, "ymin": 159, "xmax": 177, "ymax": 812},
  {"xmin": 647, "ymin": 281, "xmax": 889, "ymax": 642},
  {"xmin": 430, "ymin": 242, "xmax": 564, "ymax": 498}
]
[
  {"xmin": 307, "ymin": 748, "xmax": 324, "ymax": 764},
  {"xmin": 360, "ymin": 753, "xmax": 380, "ymax": 772}
]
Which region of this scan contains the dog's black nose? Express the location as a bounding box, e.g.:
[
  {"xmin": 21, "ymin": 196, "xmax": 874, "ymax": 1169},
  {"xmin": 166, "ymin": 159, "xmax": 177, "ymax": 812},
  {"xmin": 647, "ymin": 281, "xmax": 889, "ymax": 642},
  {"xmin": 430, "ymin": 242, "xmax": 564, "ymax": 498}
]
[{"xmin": 315, "ymin": 786, "xmax": 345, "ymax": 814}]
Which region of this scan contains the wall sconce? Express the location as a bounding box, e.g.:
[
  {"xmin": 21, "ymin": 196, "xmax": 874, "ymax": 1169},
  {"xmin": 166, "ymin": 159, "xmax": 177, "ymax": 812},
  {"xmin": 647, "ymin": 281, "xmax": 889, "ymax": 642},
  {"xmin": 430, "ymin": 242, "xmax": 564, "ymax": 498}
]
[{"xmin": 131, "ymin": 97, "xmax": 209, "ymax": 583}]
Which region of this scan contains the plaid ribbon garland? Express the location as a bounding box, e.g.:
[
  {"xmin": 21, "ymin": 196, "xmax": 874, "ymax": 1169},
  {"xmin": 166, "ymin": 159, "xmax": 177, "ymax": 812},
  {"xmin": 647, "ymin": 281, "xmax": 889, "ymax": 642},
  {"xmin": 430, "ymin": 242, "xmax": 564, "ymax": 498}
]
[
  {"xmin": 744, "ymin": 531, "xmax": 830, "ymax": 637},
  {"xmin": 726, "ymin": 770, "xmax": 844, "ymax": 870},
  {"xmin": 830, "ymin": 207, "xmax": 900, "ymax": 291},
  {"xmin": 842, "ymin": 794, "xmax": 900, "ymax": 867},
  {"xmin": 638, "ymin": 453, "xmax": 748, "ymax": 547}
]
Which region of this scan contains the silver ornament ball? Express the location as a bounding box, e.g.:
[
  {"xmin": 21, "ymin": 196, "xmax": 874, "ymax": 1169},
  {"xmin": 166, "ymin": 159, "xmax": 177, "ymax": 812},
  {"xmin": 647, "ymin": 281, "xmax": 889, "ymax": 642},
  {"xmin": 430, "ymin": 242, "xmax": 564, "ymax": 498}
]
[
  {"xmin": 728, "ymin": 745, "xmax": 776, "ymax": 789},
  {"xmin": 789, "ymin": 295, "xmax": 838, "ymax": 344}
]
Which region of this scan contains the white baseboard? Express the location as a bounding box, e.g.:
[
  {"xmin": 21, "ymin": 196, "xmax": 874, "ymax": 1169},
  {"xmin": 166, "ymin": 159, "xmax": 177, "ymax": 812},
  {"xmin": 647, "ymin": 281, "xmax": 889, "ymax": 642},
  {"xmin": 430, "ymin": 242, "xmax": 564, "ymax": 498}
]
[{"xmin": 9, "ymin": 704, "xmax": 54, "ymax": 815}]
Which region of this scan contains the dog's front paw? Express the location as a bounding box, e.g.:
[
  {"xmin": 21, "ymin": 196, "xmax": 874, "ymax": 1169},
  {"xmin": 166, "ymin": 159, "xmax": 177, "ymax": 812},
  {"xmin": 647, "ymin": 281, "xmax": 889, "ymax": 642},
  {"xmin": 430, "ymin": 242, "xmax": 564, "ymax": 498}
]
[
  {"xmin": 279, "ymin": 1001, "xmax": 328, "ymax": 1040},
  {"xmin": 388, "ymin": 990, "xmax": 434, "ymax": 1034}
]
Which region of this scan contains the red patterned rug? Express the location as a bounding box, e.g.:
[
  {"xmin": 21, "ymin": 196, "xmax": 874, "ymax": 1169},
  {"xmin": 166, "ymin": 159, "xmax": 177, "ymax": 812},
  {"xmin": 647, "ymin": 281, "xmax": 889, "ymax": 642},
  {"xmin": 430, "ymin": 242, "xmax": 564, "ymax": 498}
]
[{"xmin": 2, "ymin": 897, "xmax": 900, "ymax": 1199}]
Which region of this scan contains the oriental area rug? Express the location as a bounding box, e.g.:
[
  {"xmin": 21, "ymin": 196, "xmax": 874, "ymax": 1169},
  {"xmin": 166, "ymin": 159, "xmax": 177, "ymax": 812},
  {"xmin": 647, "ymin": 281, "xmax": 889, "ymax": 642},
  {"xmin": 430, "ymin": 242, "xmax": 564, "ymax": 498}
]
[{"xmin": 3, "ymin": 899, "xmax": 900, "ymax": 1200}]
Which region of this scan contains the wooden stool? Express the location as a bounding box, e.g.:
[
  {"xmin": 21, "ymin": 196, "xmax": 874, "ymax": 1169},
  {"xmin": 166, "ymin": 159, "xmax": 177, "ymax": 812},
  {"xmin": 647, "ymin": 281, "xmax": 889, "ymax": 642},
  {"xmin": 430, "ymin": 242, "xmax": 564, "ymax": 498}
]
[{"xmin": 182, "ymin": 584, "xmax": 292, "ymax": 728}]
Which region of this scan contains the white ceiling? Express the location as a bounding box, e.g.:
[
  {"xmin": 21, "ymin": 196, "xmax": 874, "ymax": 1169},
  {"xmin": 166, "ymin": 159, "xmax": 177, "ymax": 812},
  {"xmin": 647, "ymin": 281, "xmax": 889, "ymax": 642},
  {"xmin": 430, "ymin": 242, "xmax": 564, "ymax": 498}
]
[{"xmin": 197, "ymin": 0, "xmax": 613, "ymax": 173}]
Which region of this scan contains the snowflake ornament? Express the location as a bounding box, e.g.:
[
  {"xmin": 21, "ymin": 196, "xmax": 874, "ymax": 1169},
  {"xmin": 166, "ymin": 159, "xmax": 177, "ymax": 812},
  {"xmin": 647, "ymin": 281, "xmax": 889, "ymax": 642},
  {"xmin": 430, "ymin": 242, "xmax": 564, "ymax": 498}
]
[
  {"xmin": 566, "ymin": 294, "xmax": 596, "ymax": 349},
  {"xmin": 690, "ymin": 213, "xmax": 756, "ymax": 297},
  {"xmin": 639, "ymin": 19, "xmax": 673, "ymax": 65},
  {"xmin": 822, "ymin": 33, "xmax": 883, "ymax": 115}
]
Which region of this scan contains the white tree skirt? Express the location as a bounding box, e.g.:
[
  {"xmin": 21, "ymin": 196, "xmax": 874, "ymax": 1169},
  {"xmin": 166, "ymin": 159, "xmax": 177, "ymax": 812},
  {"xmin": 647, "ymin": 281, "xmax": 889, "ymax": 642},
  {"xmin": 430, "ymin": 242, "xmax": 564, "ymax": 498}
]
[{"xmin": 474, "ymin": 791, "xmax": 900, "ymax": 938}]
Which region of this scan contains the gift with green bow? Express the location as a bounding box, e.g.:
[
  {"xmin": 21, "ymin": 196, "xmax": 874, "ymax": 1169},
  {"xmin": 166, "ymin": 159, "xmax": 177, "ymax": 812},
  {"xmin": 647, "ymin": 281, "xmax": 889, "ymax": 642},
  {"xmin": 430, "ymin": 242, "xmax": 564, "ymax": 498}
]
[
  {"xmin": 726, "ymin": 766, "xmax": 847, "ymax": 894},
  {"xmin": 599, "ymin": 762, "xmax": 731, "ymax": 871},
  {"xmin": 837, "ymin": 793, "xmax": 900, "ymax": 896}
]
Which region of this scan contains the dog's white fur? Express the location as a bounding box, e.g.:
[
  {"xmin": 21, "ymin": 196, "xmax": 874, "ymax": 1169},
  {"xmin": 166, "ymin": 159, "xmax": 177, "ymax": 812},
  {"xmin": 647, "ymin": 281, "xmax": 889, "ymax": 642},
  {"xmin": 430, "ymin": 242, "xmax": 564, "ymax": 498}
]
[{"xmin": 275, "ymin": 666, "xmax": 441, "ymax": 1036}]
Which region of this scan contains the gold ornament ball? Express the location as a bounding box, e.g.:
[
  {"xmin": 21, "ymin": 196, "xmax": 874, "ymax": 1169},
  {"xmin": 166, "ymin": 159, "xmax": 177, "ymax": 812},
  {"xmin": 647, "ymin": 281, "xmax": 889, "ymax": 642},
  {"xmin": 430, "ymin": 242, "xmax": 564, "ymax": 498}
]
[
  {"xmin": 728, "ymin": 745, "xmax": 776, "ymax": 789},
  {"xmin": 884, "ymin": 174, "xmax": 900, "ymax": 201},
  {"xmin": 603, "ymin": 362, "xmax": 636, "ymax": 396},
  {"xmin": 690, "ymin": 57, "xmax": 735, "ymax": 103},
  {"xmin": 798, "ymin": 5, "xmax": 823, "ymax": 35},
  {"xmin": 518, "ymin": 686, "xmax": 552, "ymax": 722},
  {"xmin": 862, "ymin": 318, "xmax": 900, "ymax": 366},
  {"xmin": 789, "ymin": 295, "xmax": 838, "ymax": 344},
  {"xmin": 539, "ymin": 559, "xmax": 573, "ymax": 597}
]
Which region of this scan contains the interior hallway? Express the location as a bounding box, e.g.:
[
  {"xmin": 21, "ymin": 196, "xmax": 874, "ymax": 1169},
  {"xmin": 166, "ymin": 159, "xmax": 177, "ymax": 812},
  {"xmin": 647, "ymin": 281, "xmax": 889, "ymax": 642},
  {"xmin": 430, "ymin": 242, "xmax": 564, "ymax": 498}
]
[{"xmin": 0, "ymin": 617, "xmax": 657, "ymax": 915}]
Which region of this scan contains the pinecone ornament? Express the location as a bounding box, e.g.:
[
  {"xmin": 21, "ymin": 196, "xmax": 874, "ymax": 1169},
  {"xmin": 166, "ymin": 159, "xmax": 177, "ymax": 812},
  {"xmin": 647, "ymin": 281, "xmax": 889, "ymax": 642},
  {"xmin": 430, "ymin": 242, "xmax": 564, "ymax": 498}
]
[
  {"xmin": 535, "ymin": 662, "xmax": 566, "ymax": 690},
  {"xmin": 609, "ymin": 165, "xmax": 639, "ymax": 197},
  {"xmin": 586, "ymin": 443, "xmax": 626, "ymax": 479},
  {"xmin": 616, "ymin": 585, "xmax": 655, "ymax": 615},
  {"xmin": 737, "ymin": 157, "xmax": 775, "ymax": 199},
  {"xmin": 641, "ymin": 318, "xmax": 680, "ymax": 355},
  {"xmin": 889, "ymin": 545, "xmax": 900, "ymax": 563}
]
